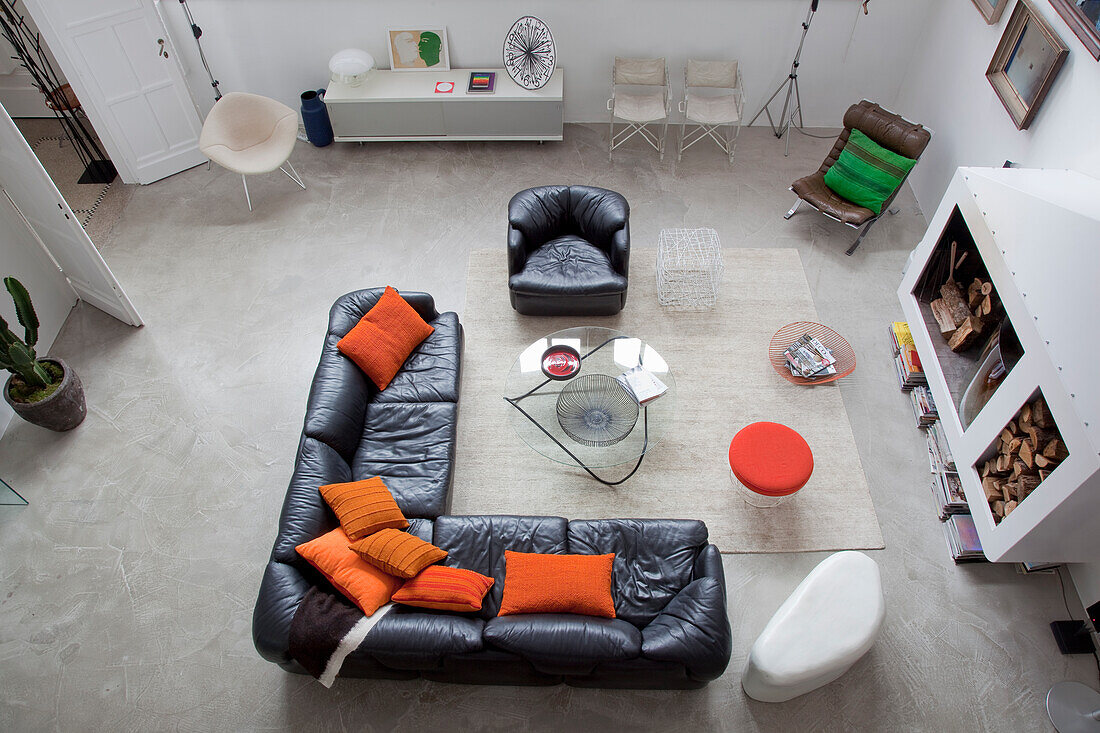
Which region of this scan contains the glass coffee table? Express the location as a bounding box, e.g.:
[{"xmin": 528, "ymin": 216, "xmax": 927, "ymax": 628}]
[{"xmin": 504, "ymin": 326, "xmax": 676, "ymax": 484}]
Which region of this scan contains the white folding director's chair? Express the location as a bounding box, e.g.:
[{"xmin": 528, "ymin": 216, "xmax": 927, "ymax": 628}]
[
  {"xmin": 607, "ymin": 57, "xmax": 671, "ymax": 161},
  {"xmin": 677, "ymin": 59, "xmax": 744, "ymax": 163}
]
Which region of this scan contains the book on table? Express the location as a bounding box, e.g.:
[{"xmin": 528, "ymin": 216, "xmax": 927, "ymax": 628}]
[{"xmin": 616, "ymin": 365, "xmax": 667, "ymax": 405}]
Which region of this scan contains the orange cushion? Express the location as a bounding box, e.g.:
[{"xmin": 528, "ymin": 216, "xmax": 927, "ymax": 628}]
[
  {"xmin": 349, "ymin": 528, "xmax": 448, "ymax": 579},
  {"xmin": 319, "ymin": 477, "xmax": 408, "ymax": 542},
  {"xmin": 497, "ymin": 550, "xmax": 616, "ymax": 618},
  {"xmin": 728, "ymin": 421, "xmax": 814, "ymax": 497},
  {"xmin": 391, "ymin": 566, "xmax": 495, "ymax": 612},
  {"xmin": 337, "ymin": 286, "xmax": 434, "ymax": 390},
  {"xmin": 296, "ymin": 527, "xmax": 403, "ymax": 616}
]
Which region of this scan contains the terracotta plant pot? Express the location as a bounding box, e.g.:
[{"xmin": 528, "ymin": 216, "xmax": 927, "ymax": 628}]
[{"xmin": 3, "ymin": 358, "xmax": 86, "ymax": 431}]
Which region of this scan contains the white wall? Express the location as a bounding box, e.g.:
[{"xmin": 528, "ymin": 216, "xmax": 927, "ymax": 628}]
[
  {"xmin": 161, "ymin": 0, "xmax": 931, "ymax": 126},
  {"xmin": 893, "ymin": 0, "xmax": 1100, "ymax": 607},
  {"xmin": 0, "ymin": 17, "xmax": 69, "ymax": 118},
  {"xmin": 894, "ymin": 0, "xmax": 1100, "ymax": 212},
  {"xmin": 0, "ymin": 190, "xmax": 77, "ymax": 434}
]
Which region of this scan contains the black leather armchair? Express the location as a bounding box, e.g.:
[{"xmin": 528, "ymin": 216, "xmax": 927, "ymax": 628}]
[{"xmin": 507, "ymin": 185, "xmax": 630, "ymax": 316}]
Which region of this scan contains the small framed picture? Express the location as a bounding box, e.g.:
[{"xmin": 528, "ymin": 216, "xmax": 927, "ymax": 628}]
[
  {"xmin": 970, "ymin": 0, "xmax": 1009, "ymax": 24},
  {"xmin": 1048, "ymin": 0, "xmax": 1100, "ymax": 60},
  {"xmin": 387, "ymin": 28, "xmax": 450, "ymax": 71},
  {"xmin": 986, "ymin": 0, "xmax": 1069, "ymax": 130}
]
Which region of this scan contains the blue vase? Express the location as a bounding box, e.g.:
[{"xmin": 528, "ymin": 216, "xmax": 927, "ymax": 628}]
[{"xmin": 300, "ymin": 89, "xmax": 333, "ymax": 147}]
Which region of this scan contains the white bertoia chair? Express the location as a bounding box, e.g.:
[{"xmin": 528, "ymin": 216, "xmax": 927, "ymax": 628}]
[
  {"xmin": 198, "ymin": 92, "xmax": 305, "ymax": 212},
  {"xmin": 677, "ymin": 59, "xmax": 743, "ymax": 163},
  {"xmin": 607, "ymin": 57, "xmax": 671, "ymax": 161}
]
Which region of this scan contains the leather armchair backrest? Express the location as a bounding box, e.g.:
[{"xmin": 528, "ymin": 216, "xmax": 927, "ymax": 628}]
[
  {"xmin": 566, "ymin": 186, "xmax": 629, "ymax": 251},
  {"xmin": 433, "ymin": 515, "xmax": 569, "ymax": 618},
  {"xmin": 568, "ymin": 519, "xmax": 708, "ymax": 627},
  {"xmin": 508, "ymin": 185, "xmax": 628, "ymax": 253},
  {"xmin": 817, "ymin": 100, "xmax": 931, "ymax": 177}
]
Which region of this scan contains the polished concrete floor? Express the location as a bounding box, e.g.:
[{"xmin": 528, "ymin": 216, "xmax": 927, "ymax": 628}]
[{"xmin": 1, "ymin": 124, "xmax": 1095, "ymax": 731}]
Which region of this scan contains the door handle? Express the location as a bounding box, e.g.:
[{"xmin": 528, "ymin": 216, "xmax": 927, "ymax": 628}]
[{"xmin": 157, "ymin": 38, "xmax": 169, "ymax": 59}]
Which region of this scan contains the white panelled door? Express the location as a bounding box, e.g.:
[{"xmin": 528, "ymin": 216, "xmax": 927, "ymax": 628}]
[
  {"xmin": 22, "ymin": 0, "xmax": 205, "ymax": 184},
  {"xmin": 0, "ymin": 103, "xmax": 141, "ymax": 326}
]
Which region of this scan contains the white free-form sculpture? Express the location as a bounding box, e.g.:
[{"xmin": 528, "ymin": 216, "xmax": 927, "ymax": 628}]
[{"xmin": 742, "ymin": 550, "xmax": 885, "ymax": 703}]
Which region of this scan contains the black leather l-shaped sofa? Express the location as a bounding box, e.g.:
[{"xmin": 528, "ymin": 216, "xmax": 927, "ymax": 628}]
[{"xmin": 252, "ymin": 288, "xmax": 732, "ymax": 687}]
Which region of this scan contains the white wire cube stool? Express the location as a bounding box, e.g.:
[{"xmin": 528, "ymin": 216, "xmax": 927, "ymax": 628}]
[{"xmin": 656, "ymin": 228, "xmax": 724, "ymax": 309}]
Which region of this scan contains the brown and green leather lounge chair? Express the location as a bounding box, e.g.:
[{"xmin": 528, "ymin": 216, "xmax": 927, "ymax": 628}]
[{"xmin": 784, "ymin": 100, "xmax": 931, "ymax": 255}]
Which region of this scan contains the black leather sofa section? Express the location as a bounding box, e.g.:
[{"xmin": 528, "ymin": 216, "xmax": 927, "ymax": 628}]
[
  {"xmin": 253, "ymin": 289, "xmax": 732, "ymax": 688},
  {"xmin": 507, "ymin": 185, "xmax": 630, "ymax": 316},
  {"xmin": 253, "ymin": 288, "xmax": 461, "ymax": 665}
]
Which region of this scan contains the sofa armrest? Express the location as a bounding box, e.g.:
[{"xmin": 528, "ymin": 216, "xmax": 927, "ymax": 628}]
[
  {"xmin": 253, "ymin": 559, "xmax": 313, "ymax": 666},
  {"xmin": 641, "ymin": 573, "xmax": 732, "ymax": 682},
  {"xmin": 508, "ymin": 226, "xmax": 528, "ymax": 276},
  {"xmin": 692, "ymin": 543, "xmax": 724, "ymax": 584},
  {"xmin": 609, "ymin": 223, "xmax": 629, "ymax": 277},
  {"xmin": 397, "ymin": 290, "xmax": 440, "ymax": 324}
]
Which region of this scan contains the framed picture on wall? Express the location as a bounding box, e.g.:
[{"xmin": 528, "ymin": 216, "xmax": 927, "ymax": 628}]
[
  {"xmin": 387, "ymin": 27, "xmax": 450, "ymax": 71},
  {"xmin": 1048, "ymin": 0, "xmax": 1100, "ymax": 59},
  {"xmin": 970, "ymin": 0, "xmax": 1010, "ymax": 24},
  {"xmin": 986, "ymin": 0, "xmax": 1069, "ymax": 129}
]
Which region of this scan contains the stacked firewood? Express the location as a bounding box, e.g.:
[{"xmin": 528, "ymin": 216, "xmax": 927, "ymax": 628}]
[
  {"xmin": 979, "ymin": 397, "xmax": 1067, "ymax": 523},
  {"xmin": 931, "ymin": 275, "xmax": 1000, "ymax": 352}
]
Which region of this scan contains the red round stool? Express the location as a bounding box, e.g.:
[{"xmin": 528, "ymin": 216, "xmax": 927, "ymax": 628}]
[{"xmin": 729, "ymin": 422, "xmax": 814, "ymax": 507}]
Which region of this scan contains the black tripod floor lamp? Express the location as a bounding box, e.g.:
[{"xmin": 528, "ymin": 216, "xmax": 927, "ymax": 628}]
[{"xmin": 748, "ymin": 0, "xmax": 819, "ymax": 157}]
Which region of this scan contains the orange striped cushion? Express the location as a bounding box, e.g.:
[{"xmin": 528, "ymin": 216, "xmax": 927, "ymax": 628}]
[
  {"xmin": 391, "ymin": 566, "xmax": 495, "ymax": 612},
  {"xmin": 296, "ymin": 527, "xmax": 403, "ymax": 616},
  {"xmin": 349, "ymin": 528, "xmax": 448, "ymax": 579},
  {"xmin": 319, "ymin": 477, "xmax": 408, "ymax": 542}
]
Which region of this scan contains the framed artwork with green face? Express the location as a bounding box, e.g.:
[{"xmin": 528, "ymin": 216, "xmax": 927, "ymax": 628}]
[{"xmin": 387, "ymin": 28, "xmax": 450, "ymax": 71}]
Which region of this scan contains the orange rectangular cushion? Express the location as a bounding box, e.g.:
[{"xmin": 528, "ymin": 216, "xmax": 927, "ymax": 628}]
[
  {"xmin": 319, "ymin": 476, "xmax": 408, "ymax": 542},
  {"xmin": 498, "ymin": 550, "xmax": 616, "ymax": 618},
  {"xmin": 337, "ymin": 286, "xmax": 434, "ymax": 390},
  {"xmin": 296, "ymin": 527, "xmax": 403, "ymax": 616},
  {"xmin": 349, "ymin": 528, "xmax": 448, "ymax": 579},
  {"xmin": 391, "ymin": 566, "xmax": 495, "ymax": 612}
]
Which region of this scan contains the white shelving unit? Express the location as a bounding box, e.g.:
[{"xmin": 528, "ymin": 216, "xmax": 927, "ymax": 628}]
[
  {"xmin": 323, "ymin": 68, "xmax": 564, "ymax": 142},
  {"xmin": 898, "ymin": 167, "xmax": 1100, "ymax": 562}
]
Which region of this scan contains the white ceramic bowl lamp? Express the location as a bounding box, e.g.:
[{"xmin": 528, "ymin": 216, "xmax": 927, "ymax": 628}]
[{"xmin": 329, "ymin": 49, "xmax": 375, "ymax": 87}]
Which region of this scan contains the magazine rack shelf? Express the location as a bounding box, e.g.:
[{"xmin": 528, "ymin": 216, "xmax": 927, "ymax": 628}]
[{"xmin": 898, "ymin": 167, "xmax": 1100, "ymax": 562}]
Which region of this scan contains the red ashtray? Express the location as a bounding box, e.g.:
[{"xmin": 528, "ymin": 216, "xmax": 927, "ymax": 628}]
[{"xmin": 541, "ymin": 345, "xmax": 581, "ymax": 380}]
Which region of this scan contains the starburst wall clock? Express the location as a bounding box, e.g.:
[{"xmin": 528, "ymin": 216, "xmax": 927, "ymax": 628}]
[{"xmin": 502, "ymin": 16, "xmax": 556, "ymax": 90}]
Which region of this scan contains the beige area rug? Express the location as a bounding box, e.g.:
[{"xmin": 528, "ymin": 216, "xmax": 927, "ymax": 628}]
[
  {"xmin": 452, "ymin": 248, "xmax": 885, "ymax": 553},
  {"xmin": 16, "ymin": 118, "xmax": 133, "ymax": 246}
]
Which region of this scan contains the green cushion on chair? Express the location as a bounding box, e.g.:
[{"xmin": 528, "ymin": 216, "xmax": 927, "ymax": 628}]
[{"xmin": 822, "ymin": 129, "xmax": 916, "ymax": 215}]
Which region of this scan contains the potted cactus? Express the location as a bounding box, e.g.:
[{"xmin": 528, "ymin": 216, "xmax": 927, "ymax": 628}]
[{"xmin": 1, "ymin": 277, "xmax": 85, "ymax": 431}]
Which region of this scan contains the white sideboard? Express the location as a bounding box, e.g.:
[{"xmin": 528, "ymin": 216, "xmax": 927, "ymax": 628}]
[
  {"xmin": 323, "ymin": 69, "xmax": 564, "ymax": 142},
  {"xmin": 897, "ymin": 167, "xmax": 1100, "ymax": 562}
]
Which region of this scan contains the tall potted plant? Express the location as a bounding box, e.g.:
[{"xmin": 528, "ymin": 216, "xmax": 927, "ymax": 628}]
[{"xmin": 1, "ymin": 277, "xmax": 85, "ymax": 431}]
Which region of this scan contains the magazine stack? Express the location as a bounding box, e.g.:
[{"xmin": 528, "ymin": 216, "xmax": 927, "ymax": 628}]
[
  {"xmin": 943, "ymin": 514, "xmax": 986, "ymax": 563},
  {"xmin": 910, "ymin": 386, "xmax": 938, "ymax": 428},
  {"xmin": 889, "ymin": 322, "xmax": 926, "ymax": 390},
  {"xmin": 926, "ymin": 422, "xmax": 955, "ymax": 473},
  {"xmin": 930, "ymin": 469, "xmax": 967, "ymax": 520},
  {"xmin": 783, "ymin": 334, "xmax": 837, "ymax": 380}
]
